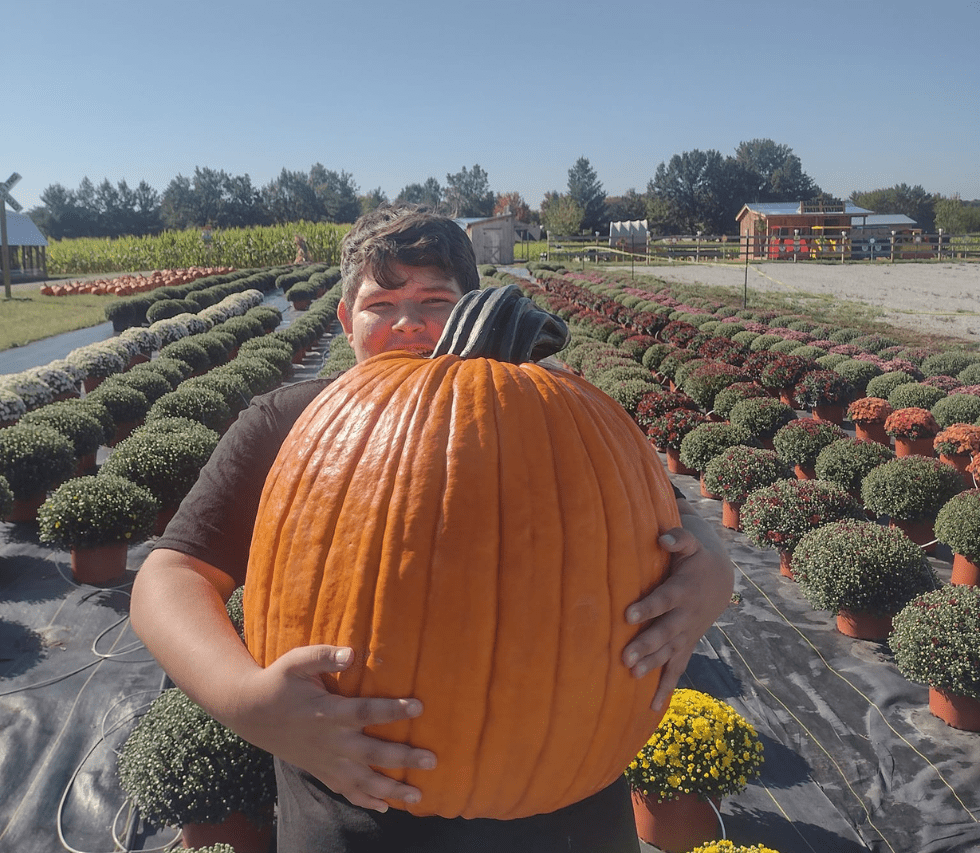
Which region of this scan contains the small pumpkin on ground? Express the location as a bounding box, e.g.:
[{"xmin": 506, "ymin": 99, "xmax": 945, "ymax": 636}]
[{"xmin": 244, "ymin": 285, "xmax": 680, "ymax": 820}]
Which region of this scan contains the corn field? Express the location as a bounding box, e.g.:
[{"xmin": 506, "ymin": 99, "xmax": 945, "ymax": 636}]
[{"xmin": 47, "ymin": 221, "xmax": 349, "ymax": 275}]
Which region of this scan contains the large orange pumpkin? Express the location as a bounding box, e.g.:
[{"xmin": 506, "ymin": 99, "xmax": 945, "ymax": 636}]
[{"xmin": 243, "ymin": 290, "xmax": 680, "ymax": 820}]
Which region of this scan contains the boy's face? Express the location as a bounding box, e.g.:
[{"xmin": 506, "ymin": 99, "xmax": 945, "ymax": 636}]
[{"xmin": 337, "ymin": 263, "xmax": 464, "ymax": 363}]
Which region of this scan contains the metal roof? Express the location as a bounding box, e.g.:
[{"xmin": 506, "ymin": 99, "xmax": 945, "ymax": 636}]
[
  {"xmin": 858, "ymin": 214, "xmax": 918, "ymax": 226},
  {"xmin": 739, "ymin": 201, "xmax": 874, "ymax": 217},
  {"xmin": 2, "ymin": 211, "xmax": 47, "ymax": 246}
]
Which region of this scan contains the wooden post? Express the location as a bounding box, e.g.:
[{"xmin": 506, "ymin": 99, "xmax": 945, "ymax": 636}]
[{"xmin": 1, "ymin": 200, "xmax": 11, "ymax": 299}]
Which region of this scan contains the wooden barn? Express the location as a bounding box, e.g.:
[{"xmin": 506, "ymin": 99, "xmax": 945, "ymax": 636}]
[
  {"xmin": 2, "ymin": 211, "xmax": 48, "ymax": 280},
  {"xmin": 736, "ymin": 199, "xmax": 873, "ymax": 259}
]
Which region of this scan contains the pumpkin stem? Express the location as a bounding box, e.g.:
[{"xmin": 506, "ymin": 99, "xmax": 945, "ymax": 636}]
[{"xmin": 430, "ymin": 284, "xmax": 570, "ymax": 364}]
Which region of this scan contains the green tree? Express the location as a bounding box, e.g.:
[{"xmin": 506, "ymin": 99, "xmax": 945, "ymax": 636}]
[
  {"xmin": 396, "ymin": 177, "xmax": 443, "ymax": 211},
  {"xmin": 309, "ymin": 164, "xmax": 361, "ymax": 223},
  {"xmin": 648, "ymin": 150, "xmax": 749, "ymax": 234},
  {"xmin": 567, "ymin": 157, "xmax": 606, "ymax": 234},
  {"xmin": 359, "ymin": 187, "xmax": 389, "ymax": 216},
  {"xmin": 444, "ymin": 164, "xmax": 495, "ymax": 217},
  {"xmin": 606, "ymin": 189, "xmax": 647, "ymax": 225},
  {"xmin": 934, "ymin": 195, "xmax": 980, "ymax": 234},
  {"xmin": 540, "ymin": 192, "xmax": 584, "ymax": 236},
  {"xmin": 850, "ymin": 184, "xmax": 936, "ymax": 232},
  {"xmin": 735, "ymin": 139, "xmax": 820, "ymax": 201}
]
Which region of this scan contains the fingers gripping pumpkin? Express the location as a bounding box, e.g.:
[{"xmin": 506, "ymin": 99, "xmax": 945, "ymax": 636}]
[{"xmin": 243, "ymin": 286, "xmax": 680, "ymax": 819}]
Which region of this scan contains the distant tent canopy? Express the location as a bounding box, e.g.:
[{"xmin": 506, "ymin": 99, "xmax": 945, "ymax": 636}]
[
  {"xmin": 2, "ymin": 211, "xmax": 48, "ymax": 280},
  {"xmin": 608, "ymin": 219, "xmax": 647, "ymax": 247}
]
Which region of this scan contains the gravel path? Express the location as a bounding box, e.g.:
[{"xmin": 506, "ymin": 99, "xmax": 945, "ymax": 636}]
[{"xmin": 621, "ymin": 261, "xmax": 980, "ymax": 343}]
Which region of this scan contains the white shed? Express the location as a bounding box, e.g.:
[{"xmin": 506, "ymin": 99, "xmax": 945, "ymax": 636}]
[{"xmin": 455, "ymin": 215, "xmax": 515, "ymax": 265}]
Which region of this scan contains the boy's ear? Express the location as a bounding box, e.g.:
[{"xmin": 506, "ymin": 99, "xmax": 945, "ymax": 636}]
[{"xmin": 337, "ymin": 300, "xmax": 354, "ymax": 342}]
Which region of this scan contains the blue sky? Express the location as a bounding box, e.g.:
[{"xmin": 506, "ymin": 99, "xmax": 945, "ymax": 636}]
[{"xmin": 6, "ymin": 0, "xmax": 979, "ymax": 218}]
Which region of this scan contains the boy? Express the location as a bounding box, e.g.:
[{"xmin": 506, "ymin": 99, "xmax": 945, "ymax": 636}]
[{"xmin": 131, "ymin": 204, "xmax": 734, "ymax": 851}]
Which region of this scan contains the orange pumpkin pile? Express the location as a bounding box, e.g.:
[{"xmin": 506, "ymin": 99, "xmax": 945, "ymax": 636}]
[
  {"xmin": 39, "ymin": 267, "xmax": 234, "ymax": 296},
  {"xmin": 244, "ymin": 349, "xmax": 680, "ymax": 819}
]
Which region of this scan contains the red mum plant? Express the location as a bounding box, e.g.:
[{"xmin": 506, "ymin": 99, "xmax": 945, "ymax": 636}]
[
  {"xmin": 847, "ymin": 397, "xmax": 894, "ymax": 425},
  {"xmin": 633, "ymin": 390, "xmax": 697, "ymax": 431},
  {"xmin": 741, "ymin": 479, "xmax": 863, "ymax": 554},
  {"xmin": 793, "ymin": 369, "xmax": 855, "ymax": 407},
  {"xmin": 701, "ymin": 446, "xmax": 792, "ymax": 503},
  {"xmin": 647, "ymin": 408, "xmax": 709, "ymax": 451},
  {"xmin": 757, "ymin": 354, "xmax": 818, "ymax": 393},
  {"xmin": 884, "ymin": 407, "xmax": 941, "ymax": 440}
]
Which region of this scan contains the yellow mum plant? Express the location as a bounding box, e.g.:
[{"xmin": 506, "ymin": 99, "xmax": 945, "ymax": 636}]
[
  {"xmin": 690, "ymin": 842, "xmax": 781, "ymax": 853},
  {"xmin": 624, "ymin": 689, "xmax": 765, "ymax": 802}
]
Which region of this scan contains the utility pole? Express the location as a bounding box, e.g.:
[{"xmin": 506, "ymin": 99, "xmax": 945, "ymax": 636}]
[{"xmin": 1, "ymin": 172, "xmax": 24, "ymax": 300}]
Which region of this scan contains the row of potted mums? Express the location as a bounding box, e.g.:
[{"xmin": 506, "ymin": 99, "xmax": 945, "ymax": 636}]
[{"xmin": 506, "ymin": 265, "xmax": 980, "ymax": 851}]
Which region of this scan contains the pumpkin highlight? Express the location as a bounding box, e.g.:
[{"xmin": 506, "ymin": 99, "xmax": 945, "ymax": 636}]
[{"xmin": 244, "ymin": 350, "xmax": 679, "ymax": 819}]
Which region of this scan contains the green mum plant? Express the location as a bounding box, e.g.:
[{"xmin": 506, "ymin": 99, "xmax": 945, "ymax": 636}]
[
  {"xmin": 20, "ymin": 400, "xmax": 105, "ymax": 461},
  {"xmin": 0, "ymin": 423, "xmax": 76, "ymax": 500},
  {"xmin": 0, "ymin": 474, "xmax": 13, "ymax": 519},
  {"xmin": 831, "ymin": 358, "xmax": 884, "ymax": 396},
  {"xmin": 221, "ymin": 356, "xmax": 282, "ymax": 396},
  {"xmin": 728, "ymin": 397, "xmax": 797, "ymax": 441},
  {"xmin": 702, "ymin": 446, "xmax": 792, "ymax": 503},
  {"xmin": 38, "ymin": 475, "xmax": 158, "ymax": 549},
  {"xmin": 931, "ymin": 394, "xmax": 980, "ymax": 430},
  {"xmin": 741, "ymin": 479, "xmax": 863, "ymax": 554},
  {"xmin": 793, "ymin": 521, "xmax": 937, "ymax": 617},
  {"xmin": 99, "ymin": 428, "xmax": 219, "ymax": 509},
  {"xmin": 861, "ymin": 455, "xmax": 965, "ymax": 522},
  {"xmin": 814, "ymin": 438, "xmax": 894, "ymax": 498},
  {"xmin": 146, "ymin": 387, "xmax": 232, "ymax": 434},
  {"xmin": 864, "ymin": 370, "xmax": 919, "ymax": 400},
  {"xmin": 711, "ymin": 382, "xmax": 769, "ymax": 421},
  {"xmin": 623, "ymin": 688, "xmax": 764, "ymax": 803},
  {"xmin": 888, "ymin": 382, "xmax": 947, "ymax": 412},
  {"xmin": 884, "ymin": 407, "xmax": 940, "ymax": 440},
  {"xmin": 890, "ymin": 584, "xmax": 980, "ymax": 699},
  {"xmin": 0, "ymin": 373, "xmax": 55, "ymax": 412},
  {"xmin": 117, "ymin": 687, "xmax": 276, "ymax": 829},
  {"xmin": 85, "ymin": 379, "xmax": 151, "ymax": 426},
  {"xmin": 159, "ymin": 338, "xmax": 213, "ymax": 375},
  {"xmin": 934, "ymin": 489, "xmax": 980, "ymax": 562},
  {"xmin": 772, "ymin": 418, "xmax": 848, "ymax": 467},
  {"xmin": 678, "ymin": 422, "xmax": 755, "ymax": 474},
  {"xmin": 0, "ymin": 389, "xmax": 28, "ymax": 425}
]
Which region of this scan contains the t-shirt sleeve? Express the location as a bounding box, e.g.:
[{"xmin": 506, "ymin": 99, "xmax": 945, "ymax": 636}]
[{"xmin": 153, "ymin": 378, "xmax": 334, "ymax": 587}]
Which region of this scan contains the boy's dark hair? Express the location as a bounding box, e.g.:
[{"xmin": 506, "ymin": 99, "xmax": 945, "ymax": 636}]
[{"xmin": 340, "ymin": 204, "xmax": 480, "ymax": 309}]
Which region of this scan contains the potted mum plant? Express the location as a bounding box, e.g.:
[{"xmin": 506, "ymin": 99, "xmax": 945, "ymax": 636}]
[
  {"xmin": 711, "ymin": 382, "xmax": 769, "ymax": 421},
  {"xmin": 932, "ymin": 424, "xmax": 980, "ymax": 488},
  {"xmin": 702, "ymin": 446, "xmax": 792, "ymax": 530},
  {"xmin": 647, "ymin": 408, "xmax": 709, "ymax": 473},
  {"xmin": 792, "ymin": 369, "xmax": 854, "ymax": 424},
  {"xmin": 0, "ymin": 474, "xmax": 12, "ymax": 520},
  {"xmin": 678, "ymin": 422, "xmax": 756, "ymax": 498},
  {"xmin": 146, "ymin": 387, "xmax": 233, "ymax": 435},
  {"xmin": 814, "ymin": 438, "xmax": 894, "ymax": 506},
  {"xmin": 793, "ymin": 520, "xmax": 937, "ymax": 640},
  {"xmin": 20, "ymin": 400, "xmax": 106, "ymax": 475},
  {"xmin": 884, "ymin": 407, "xmax": 940, "ymax": 457},
  {"xmin": 624, "ymin": 688, "xmax": 764, "ymax": 853},
  {"xmin": 890, "ymin": 584, "xmax": 980, "ymax": 730},
  {"xmin": 771, "ymin": 418, "xmax": 848, "ymax": 479},
  {"xmin": 740, "ymin": 479, "xmax": 863, "ymax": 578},
  {"xmin": 118, "ymin": 688, "xmax": 276, "ymax": 852},
  {"xmin": 861, "ymin": 455, "xmax": 965, "ymax": 552},
  {"xmin": 934, "ymin": 489, "xmax": 980, "ymax": 585},
  {"xmin": 633, "ymin": 389, "xmax": 698, "ymax": 432},
  {"xmin": 37, "ymin": 474, "xmax": 158, "ymax": 584},
  {"xmin": 680, "ymin": 361, "xmax": 749, "ymax": 414},
  {"xmin": 98, "ymin": 427, "xmax": 220, "ymax": 533},
  {"xmin": 85, "ymin": 379, "xmax": 151, "ymax": 445},
  {"xmin": 931, "ymin": 393, "xmax": 980, "ymax": 430},
  {"xmin": 727, "ymin": 397, "xmax": 796, "ymax": 448},
  {"xmin": 0, "ymin": 423, "xmax": 76, "ymax": 522},
  {"xmin": 846, "ymin": 397, "xmax": 894, "ymax": 445}
]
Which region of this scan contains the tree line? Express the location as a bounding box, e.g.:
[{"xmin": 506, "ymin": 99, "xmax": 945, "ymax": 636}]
[{"xmin": 27, "ymin": 140, "xmax": 980, "ymax": 241}]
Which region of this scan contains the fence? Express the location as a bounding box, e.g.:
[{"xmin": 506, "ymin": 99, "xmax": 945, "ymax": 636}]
[{"xmin": 539, "ymin": 232, "xmax": 980, "ymax": 266}]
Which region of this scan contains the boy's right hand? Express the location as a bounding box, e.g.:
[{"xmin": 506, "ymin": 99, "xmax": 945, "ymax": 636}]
[{"xmin": 229, "ymin": 644, "xmax": 438, "ymax": 813}]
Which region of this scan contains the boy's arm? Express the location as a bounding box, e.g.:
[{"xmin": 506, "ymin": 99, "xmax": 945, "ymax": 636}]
[
  {"xmin": 621, "ymin": 498, "xmax": 735, "ymax": 712},
  {"xmin": 130, "ymin": 548, "xmax": 437, "ymax": 813}
]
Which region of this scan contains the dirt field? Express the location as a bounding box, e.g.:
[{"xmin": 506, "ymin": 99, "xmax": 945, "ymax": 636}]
[{"xmin": 621, "ymin": 260, "xmax": 980, "ymax": 343}]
